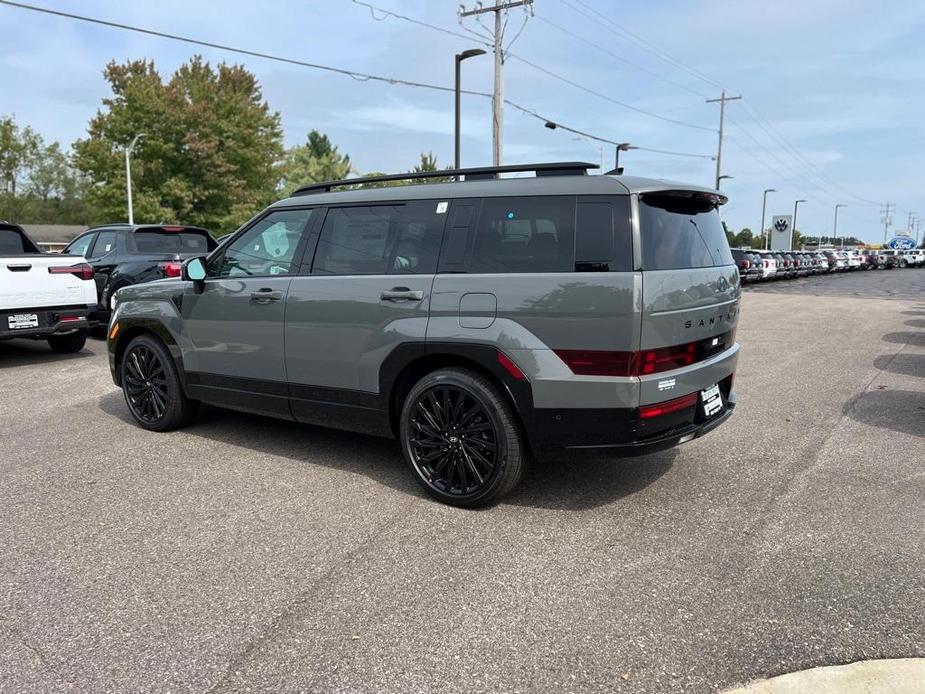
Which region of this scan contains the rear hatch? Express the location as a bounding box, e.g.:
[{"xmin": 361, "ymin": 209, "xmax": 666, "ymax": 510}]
[
  {"xmin": 636, "ymin": 190, "xmax": 739, "ymax": 420},
  {"xmin": 126, "ymin": 225, "xmax": 216, "ymax": 278},
  {"xmin": 1, "ymin": 224, "xmax": 94, "ymax": 311},
  {"xmin": 127, "ymin": 225, "xmax": 216, "ymax": 261}
]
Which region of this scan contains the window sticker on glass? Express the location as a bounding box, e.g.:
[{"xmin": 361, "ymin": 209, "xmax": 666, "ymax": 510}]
[{"xmin": 436, "ymin": 201, "xmax": 448, "ymax": 214}]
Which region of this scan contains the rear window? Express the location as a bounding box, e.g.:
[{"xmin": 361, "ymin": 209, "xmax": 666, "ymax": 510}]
[
  {"xmin": 0, "ymin": 227, "xmax": 39, "ymax": 254},
  {"xmin": 127, "ymin": 230, "xmax": 213, "ymax": 254},
  {"xmin": 639, "ymin": 194, "xmax": 733, "ymax": 270}
]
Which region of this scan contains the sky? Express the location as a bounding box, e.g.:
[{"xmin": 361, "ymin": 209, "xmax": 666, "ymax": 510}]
[{"xmin": 1, "ymin": 0, "xmax": 924, "ymax": 244}]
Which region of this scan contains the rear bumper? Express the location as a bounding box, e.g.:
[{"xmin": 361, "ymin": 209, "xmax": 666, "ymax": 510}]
[
  {"xmin": 0, "ymin": 306, "xmax": 91, "ymax": 340},
  {"xmin": 523, "ymin": 382, "xmax": 737, "ymax": 461}
]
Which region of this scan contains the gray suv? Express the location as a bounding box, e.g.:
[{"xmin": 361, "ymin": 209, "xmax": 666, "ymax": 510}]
[{"xmin": 107, "ymin": 162, "xmax": 740, "ymax": 507}]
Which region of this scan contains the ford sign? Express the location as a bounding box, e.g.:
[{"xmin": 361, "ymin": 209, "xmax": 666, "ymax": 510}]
[{"xmin": 887, "ymin": 237, "xmax": 917, "ymax": 250}]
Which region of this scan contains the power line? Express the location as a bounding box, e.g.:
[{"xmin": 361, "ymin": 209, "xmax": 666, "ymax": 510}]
[
  {"xmin": 533, "ymin": 15, "xmax": 709, "ymax": 99},
  {"xmin": 506, "ymin": 54, "xmax": 714, "ymax": 132},
  {"xmin": 350, "ymin": 0, "xmax": 489, "ymax": 46}
]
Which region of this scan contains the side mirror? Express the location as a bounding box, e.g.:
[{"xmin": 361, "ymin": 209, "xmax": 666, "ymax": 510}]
[{"xmin": 182, "ymin": 256, "xmax": 207, "ymax": 287}]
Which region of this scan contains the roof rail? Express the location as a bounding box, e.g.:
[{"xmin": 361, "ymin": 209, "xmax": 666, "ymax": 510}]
[{"xmin": 291, "ymin": 161, "xmax": 599, "ymax": 196}]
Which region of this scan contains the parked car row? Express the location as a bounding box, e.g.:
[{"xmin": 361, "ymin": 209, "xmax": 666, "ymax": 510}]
[{"xmin": 732, "ymin": 248, "xmax": 925, "ymax": 282}]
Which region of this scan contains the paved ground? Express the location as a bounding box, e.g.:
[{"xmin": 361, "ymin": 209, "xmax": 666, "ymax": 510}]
[{"xmin": 1, "ymin": 269, "xmax": 924, "ymax": 693}]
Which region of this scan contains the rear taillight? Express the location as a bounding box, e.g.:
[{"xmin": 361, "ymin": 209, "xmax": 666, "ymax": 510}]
[
  {"xmin": 49, "ymin": 263, "xmax": 94, "ymax": 281},
  {"xmin": 555, "ymin": 340, "xmax": 700, "ymax": 378},
  {"xmin": 161, "ymin": 261, "xmax": 183, "ymax": 278},
  {"xmin": 639, "ymin": 393, "xmax": 698, "ymax": 420},
  {"xmin": 638, "ymin": 343, "xmax": 697, "ymax": 375},
  {"xmin": 741, "ymin": 259, "xmax": 750, "ymax": 270},
  {"xmin": 554, "ymin": 350, "xmax": 636, "ymax": 377}
]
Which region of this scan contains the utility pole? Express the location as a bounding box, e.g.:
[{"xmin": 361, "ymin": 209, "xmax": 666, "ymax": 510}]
[
  {"xmin": 706, "ymin": 90, "xmax": 742, "ymax": 190},
  {"xmin": 460, "ymin": 0, "xmax": 533, "ymax": 167},
  {"xmin": 907, "ymin": 210, "xmax": 914, "ymax": 232},
  {"xmin": 881, "ymin": 202, "xmax": 894, "ymax": 242}
]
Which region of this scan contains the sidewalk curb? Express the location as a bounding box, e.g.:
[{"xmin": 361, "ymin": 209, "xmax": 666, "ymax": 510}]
[{"xmin": 723, "ymin": 659, "xmax": 925, "ymax": 693}]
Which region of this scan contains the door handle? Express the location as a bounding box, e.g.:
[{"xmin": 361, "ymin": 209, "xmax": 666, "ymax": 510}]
[
  {"xmin": 380, "ymin": 287, "xmax": 424, "ymax": 302},
  {"xmin": 250, "ymin": 288, "xmax": 283, "ymax": 303}
]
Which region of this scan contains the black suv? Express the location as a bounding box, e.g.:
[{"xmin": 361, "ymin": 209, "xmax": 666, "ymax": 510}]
[
  {"xmin": 731, "ymin": 249, "xmax": 761, "ymax": 282},
  {"xmin": 63, "ymin": 224, "xmax": 217, "ymax": 324}
]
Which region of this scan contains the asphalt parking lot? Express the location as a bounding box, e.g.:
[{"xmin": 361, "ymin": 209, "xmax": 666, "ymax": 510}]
[{"xmin": 1, "ymin": 269, "xmax": 924, "ymax": 693}]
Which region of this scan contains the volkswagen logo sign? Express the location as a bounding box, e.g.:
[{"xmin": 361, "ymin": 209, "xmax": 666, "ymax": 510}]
[{"xmin": 774, "ymin": 218, "xmax": 789, "ymax": 232}]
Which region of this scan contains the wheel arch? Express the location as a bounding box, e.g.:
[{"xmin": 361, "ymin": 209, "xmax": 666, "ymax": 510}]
[
  {"xmin": 382, "ymin": 343, "xmax": 534, "ymax": 442},
  {"xmin": 111, "ymin": 319, "xmax": 186, "ymax": 390}
]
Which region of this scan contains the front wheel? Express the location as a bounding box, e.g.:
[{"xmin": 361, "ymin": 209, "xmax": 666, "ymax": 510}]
[
  {"xmin": 47, "ymin": 329, "xmax": 87, "ymax": 354},
  {"xmin": 400, "ymin": 368, "xmax": 525, "ymax": 508},
  {"xmin": 120, "ymin": 334, "xmax": 197, "ymax": 431}
]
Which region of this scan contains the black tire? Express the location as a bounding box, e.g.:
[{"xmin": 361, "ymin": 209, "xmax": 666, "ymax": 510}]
[
  {"xmin": 399, "ymin": 368, "xmax": 524, "ymax": 508},
  {"xmin": 120, "ymin": 333, "xmax": 197, "ymax": 431},
  {"xmin": 47, "ymin": 329, "xmax": 87, "ymax": 354}
]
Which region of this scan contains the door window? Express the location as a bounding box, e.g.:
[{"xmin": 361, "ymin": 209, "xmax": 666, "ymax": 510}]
[
  {"xmin": 311, "ymin": 202, "xmax": 442, "ymax": 275},
  {"xmin": 65, "ymin": 233, "xmax": 96, "ymax": 257},
  {"xmin": 90, "ymin": 231, "xmax": 119, "ymax": 258},
  {"xmin": 214, "ymin": 209, "xmax": 314, "ymax": 277},
  {"xmin": 468, "ymin": 196, "xmax": 575, "ymax": 273}
]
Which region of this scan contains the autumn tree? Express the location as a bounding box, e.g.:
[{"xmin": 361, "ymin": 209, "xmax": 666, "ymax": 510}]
[
  {"xmin": 280, "ymin": 130, "xmax": 351, "ymax": 196},
  {"xmin": 73, "ymin": 56, "xmax": 283, "ymax": 232}
]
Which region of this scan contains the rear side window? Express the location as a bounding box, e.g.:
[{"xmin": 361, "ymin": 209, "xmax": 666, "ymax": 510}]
[
  {"xmin": 468, "ymin": 196, "xmax": 575, "ymax": 273},
  {"xmin": 0, "ymin": 227, "xmax": 39, "ymax": 254},
  {"xmin": 575, "ymin": 197, "xmax": 632, "ymax": 272},
  {"xmin": 639, "ymin": 194, "xmax": 733, "ymax": 270},
  {"xmin": 127, "ymin": 230, "xmax": 212, "ymax": 254},
  {"xmin": 91, "ymin": 230, "xmax": 119, "ymax": 257},
  {"xmin": 311, "ymin": 201, "xmax": 443, "ymax": 276}
]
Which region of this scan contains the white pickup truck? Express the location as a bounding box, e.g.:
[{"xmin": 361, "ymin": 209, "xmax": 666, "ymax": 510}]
[{"xmin": 1, "ymin": 222, "xmax": 97, "ymax": 353}]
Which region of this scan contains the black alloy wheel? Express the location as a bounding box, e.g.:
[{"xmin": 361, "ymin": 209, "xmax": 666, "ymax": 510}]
[
  {"xmin": 409, "ymin": 385, "xmax": 500, "ymax": 496},
  {"xmin": 120, "ymin": 334, "xmax": 198, "ymax": 431},
  {"xmin": 123, "ymin": 343, "xmax": 169, "ymax": 423},
  {"xmin": 400, "ymin": 368, "xmax": 524, "ymax": 508}
]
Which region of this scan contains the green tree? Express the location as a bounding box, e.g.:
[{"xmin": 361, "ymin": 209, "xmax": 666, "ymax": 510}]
[
  {"xmin": 732, "ymin": 228, "xmax": 754, "ymax": 248},
  {"xmin": 0, "ymin": 116, "xmax": 40, "ymax": 196},
  {"xmin": 73, "ymin": 56, "xmax": 283, "ymax": 232},
  {"xmin": 411, "ymin": 151, "xmax": 453, "ymax": 183},
  {"xmin": 280, "ymin": 130, "xmax": 352, "ymax": 196}
]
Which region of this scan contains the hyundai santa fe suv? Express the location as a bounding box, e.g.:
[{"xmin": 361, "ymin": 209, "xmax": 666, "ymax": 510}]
[{"xmin": 107, "ymin": 162, "xmax": 740, "ymax": 507}]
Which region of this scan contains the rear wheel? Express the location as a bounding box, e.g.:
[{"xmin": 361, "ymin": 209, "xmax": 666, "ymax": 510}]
[
  {"xmin": 121, "ymin": 334, "xmax": 197, "ymax": 431},
  {"xmin": 399, "ymin": 368, "xmax": 524, "ymax": 508},
  {"xmin": 47, "ymin": 329, "xmax": 87, "ymax": 354}
]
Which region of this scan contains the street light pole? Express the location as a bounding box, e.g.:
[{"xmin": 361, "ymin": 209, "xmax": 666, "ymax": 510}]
[
  {"xmin": 125, "ymin": 133, "xmax": 145, "ymax": 226},
  {"xmin": 832, "ymin": 204, "xmax": 846, "ymax": 250},
  {"xmin": 717, "ymin": 175, "xmax": 733, "ymax": 189},
  {"xmin": 614, "ymin": 142, "xmax": 634, "ymax": 171},
  {"xmin": 791, "ymin": 199, "xmax": 806, "ymax": 250},
  {"xmin": 761, "ymin": 188, "xmax": 776, "ymax": 250},
  {"xmin": 454, "ymin": 48, "xmax": 486, "ymax": 176}
]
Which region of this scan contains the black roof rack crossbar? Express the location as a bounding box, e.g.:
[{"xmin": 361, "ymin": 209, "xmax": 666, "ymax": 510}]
[{"xmin": 292, "ymin": 161, "xmax": 599, "ymax": 195}]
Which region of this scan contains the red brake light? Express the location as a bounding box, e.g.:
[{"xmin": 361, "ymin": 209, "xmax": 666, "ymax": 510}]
[
  {"xmin": 161, "ymin": 226, "xmax": 185, "ymax": 232},
  {"xmin": 161, "ymin": 261, "xmax": 183, "ymax": 278},
  {"xmin": 638, "ymin": 342, "xmax": 697, "ymax": 375},
  {"xmin": 554, "ymin": 350, "xmax": 637, "ymax": 377},
  {"xmin": 639, "ymin": 393, "xmax": 698, "ymax": 420},
  {"xmin": 556, "ymin": 341, "xmax": 700, "ymax": 378},
  {"xmin": 49, "ymin": 263, "xmax": 93, "ymax": 281}
]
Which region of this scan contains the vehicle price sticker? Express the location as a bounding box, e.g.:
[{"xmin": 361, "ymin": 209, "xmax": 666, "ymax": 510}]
[
  {"xmin": 8, "ymin": 313, "xmax": 38, "ymax": 329},
  {"xmin": 701, "ymin": 383, "xmax": 723, "ymax": 417}
]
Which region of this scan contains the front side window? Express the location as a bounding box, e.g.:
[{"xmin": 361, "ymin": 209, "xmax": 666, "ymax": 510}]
[
  {"xmin": 215, "ymin": 209, "xmax": 314, "ymax": 277},
  {"xmin": 65, "ymin": 233, "xmax": 96, "ymax": 258},
  {"xmin": 469, "ymin": 196, "xmax": 575, "ymax": 273},
  {"xmin": 311, "ymin": 202, "xmax": 442, "ymax": 276},
  {"xmin": 639, "ymin": 194, "xmax": 733, "ymax": 270}
]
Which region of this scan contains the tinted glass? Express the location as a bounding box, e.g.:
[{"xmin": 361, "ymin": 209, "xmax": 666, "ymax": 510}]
[
  {"xmin": 91, "ymin": 231, "xmax": 119, "ymax": 257},
  {"xmin": 216, "ymin": 209, "xmax": 314, "ymax": 277},
  {"xmin": 639, "ymin": 194, "xmax": 733, "ymax": 270},
  {"xmin": 128, "ymin": 231, "xmax": 211, "ymax": 254},
  {"xmin": 312, "ymin": 201, "xmax": 442, "ymax": 276},
  {"xmin": 0, "ymin": 228, "xmax": 37, "ymax": 254},
  {"xmin": 65, "ymin": 233, "xmax": 96, "ymax": 258},
  {"xmin": 575, "ymin": 196, "xmax": 632, "ymax": 272},
  {"xmin": 468, "ymin": 196, "xmax": 575, "ymax": 273}
]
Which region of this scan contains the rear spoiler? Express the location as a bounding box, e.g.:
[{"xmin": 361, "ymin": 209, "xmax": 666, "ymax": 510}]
[
  {"xmin": 133, "ymin": 225, "xmax": 212, "ymax": 236},
  {"xmin": 641, "ymin": 189, "xmax": 728, "ymax": 207}
]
